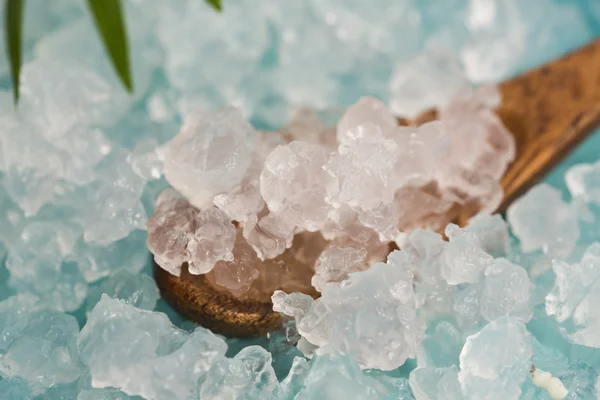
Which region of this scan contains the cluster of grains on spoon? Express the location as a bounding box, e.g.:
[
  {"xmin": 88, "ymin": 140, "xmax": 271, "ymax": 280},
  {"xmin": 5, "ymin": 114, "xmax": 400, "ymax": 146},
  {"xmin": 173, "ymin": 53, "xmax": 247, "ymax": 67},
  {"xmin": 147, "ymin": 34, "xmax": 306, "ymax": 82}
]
[{"xmin": 148, "ymin": 85, "xmax": 515, "ymax": 299}]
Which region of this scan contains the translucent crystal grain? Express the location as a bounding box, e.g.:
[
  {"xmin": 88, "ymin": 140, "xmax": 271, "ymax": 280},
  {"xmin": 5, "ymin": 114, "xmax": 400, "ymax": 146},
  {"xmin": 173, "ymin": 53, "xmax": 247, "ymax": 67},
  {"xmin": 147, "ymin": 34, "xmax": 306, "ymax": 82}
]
[
  {"xmin": 391, "ymin": 122, "xmax": 447, "ymax": 188},
  {"xmin": 367, "ymin": 372, "xmax": 415, "ymax": 400},
  {"xmin": 260, "ymin": 141, "xmax": 331, "ymax": 231},
  {"xmin": 0, "ymin": 377, "xmax": 32, "ymax": 400},
  {"xmin": 272, "ymin": 290, "xmax": 314, "ymax": 320},
  {"xmin": 565, "ymin": 161, "xmax": 600, "ymax": 205},
  {"xmin": 291, "ymin": 355, "xmax": 404, "ymax": 399},
  {"xmin": 242, "ymin": 211, "xmax": 295, "ymax": 260},
  {"xmin": 274, "ymin": 8, "xmax": 348, "ymax": 107},
  {"xmin": 309, "ymin": 0, "xmax": 422, "ymax": 55},
  {"xmin": 204, "ymin": 229, "xmax": 260, "ymax": 297},
  {"xmin": 390, "ymin": 46, "xmax": 468, "ymax": 117},
  {"xmin": 311, "ymin": 245, "xmax": 368, "ymax": 291},
  {"xmin": 164, "ymin": 107, "xmax": 255, "ymax": 209},
  {"xmin": 404, "ymin": 229, "xmax": 446, "ymax": 285},
  {"xmin": 186, "ymin": 207, "xmax": 236, "ymax": 274},
  {"xmin": 199, "ymin": 346, "xmax": 278, "ymax": 400},
  {"xmin": 6, "ymin": 222, "xmax": 87, "ymax": 312},
  {"xmin": 56, "ymin": 127, "xmax": 112, "ymax": 186},
  {"xmin": 2, "ymin": 164, "xmax": 60, "ymax": 217},
  {"xmin": 465, "ymin": 213, "xmax": 510, "ymax": 257},
  {"xmin": 78, "ymin": 295, "xmax": 228, "ymax": 400},
  {"xmin": 145, "ymin": 197, "xmax": 245, "ymax": 278},
  {"xmin": 0, "ymin": 86, "xmax": 113, "ymax": 215},
  {"xmin": 42, "ymin": 381, "xmax": 81, "ymax": 399},
  {"xmin": 19, "ymin": 60, "xmax": 127, "ymax": 139},
  {"xmin": 417, "ymin": 320, "xmax": 462, "ymax": 368},
  {"xmin": 452, "ymin": 283, "xmax": 484, "ymax": 330},
  {"xmin": 275, "ymin": 251, "xmax": 425, "ymax": 370},
  {"xmin": 0, "ymin": 299, "xmax": 82, "ymax": 395},
  {"xmin": 480, "ymin": 258, "xmax": 532, "ymax": 322},
  {"xmin": 147, "ymin": 192, "xmax": 198, "ymax": 276},
  {"xmin": 409, "ymin": 366, "xmax": 463, "ymax": 400},
  {"xmin": 6, "ymin": 222, "xmax": 76, "ymax": 292},
  {"xmin": 442, "ymin": 223, "xmax": 493, "ymax": 285},
  {"xmin": 394, "ymin": 184, "xmax": 456, "ymax": 234},
  {"xmin": 321, "ymin": 204, "xmax": 380, "ymax": 245},
  {"xmin": 325, "ymin": 130, "xmax": 400, "ymax": 214},
  {"xmin": 86, "ymin": 270, "xmax": 159, "ymax": 314},
  {"xmin": 79, "ymin": 150, "xmax": 147, "ymax": 245},
  {"xmin": 280, "ymin": 108, "xmax": 338, "ymax": 149},
  {"xmin": 354, "ymin": 201, "xmax": 400, "ymax": 242},
  {"xmin": 74, "ymin": 230, "xmax": 148, "ymax": 283},
  {"xmin": 213, "ymin": 156, "xmax": 264, "ymax": 222},
  {"xmin": 546, "ymin": 243, "xmax": 600, "ymax": 347},
  {"xmin": 559, "ymin": 361, "xmax": 597, "ymax": 400},
  {"xmin": 128, "ymin": 139, "xmax": 165, "ymax": 181},
  {"xmin": 507, "ymin": 184, "xmax": 579, "ymax": 258},
  {"xmin": 336, "ymin": 97, "xmax": 397, "ymax": 144},
  {"xmin": 156, "ymin": 0, "xmax": 268, "ymax": 93},
  {"xmin": 399, "ymin": 229, "xmax": 455, "ymax": 318},
  {"xmin": 459, "ymin": 316, "xmax": 532, "ymax": 400},
  {"xmin": 437, "ymin": 86, "xmax": 515, "ymax": 213},
  {"xmin": 77, "ymin": 388, "xmax": 143, "ymax": 400},
  {"xmin": 0, "ymin": 295, "xmax": 40, "ymax": 352},
  {"xmin": 0, "ymin": 187, "xmax": 26, "ymax": 249},
  {"xmin": 272, "ymin": 357, "xmax": 310, "ymax": 400}
]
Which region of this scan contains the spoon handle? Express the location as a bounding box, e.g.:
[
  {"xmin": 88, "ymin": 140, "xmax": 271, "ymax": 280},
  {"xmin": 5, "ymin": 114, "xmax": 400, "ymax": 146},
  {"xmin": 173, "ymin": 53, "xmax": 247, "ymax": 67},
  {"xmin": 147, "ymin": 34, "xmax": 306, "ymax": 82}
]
[{"xmin": 497, "ymin": 38, "xmax": 600, "ymax": 212}]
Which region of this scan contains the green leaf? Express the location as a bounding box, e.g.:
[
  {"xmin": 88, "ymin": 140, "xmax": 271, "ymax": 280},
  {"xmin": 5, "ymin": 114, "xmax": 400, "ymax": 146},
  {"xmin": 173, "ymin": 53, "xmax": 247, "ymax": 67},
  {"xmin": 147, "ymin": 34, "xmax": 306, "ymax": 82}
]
[
  {"xmin": 86, "ymin": 0, "xmax": 133, "ymax": 93},
  {"xmin": 206, "ymin": 0, "xmax": 222, "ymax": 12},
  {"xmin": 4, "ymin": 0, "xmax": 24, "ymax": 104}
]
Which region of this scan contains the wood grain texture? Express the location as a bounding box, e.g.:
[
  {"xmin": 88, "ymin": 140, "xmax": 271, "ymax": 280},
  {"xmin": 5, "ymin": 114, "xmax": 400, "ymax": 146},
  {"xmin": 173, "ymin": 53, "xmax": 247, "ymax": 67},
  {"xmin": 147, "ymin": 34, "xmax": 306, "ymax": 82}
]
[
  {"xmin": 155, "ymin": 38, "xmax": 600, "ymax": 338},
  {"xmin": 497, "ymin": 38, "xmax": 600, "ymax": 212},
  {"xmin": 153, "ymin": 261, "xmax": 282, "ymax": 337}
]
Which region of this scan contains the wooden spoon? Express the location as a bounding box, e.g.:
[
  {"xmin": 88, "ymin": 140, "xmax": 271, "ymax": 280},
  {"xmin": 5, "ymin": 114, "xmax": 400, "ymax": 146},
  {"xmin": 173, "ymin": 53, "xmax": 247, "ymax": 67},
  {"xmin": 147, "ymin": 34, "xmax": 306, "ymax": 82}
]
[{"xmin": 154, "ymin": 38, "xmax": 600, "ymax": 338}]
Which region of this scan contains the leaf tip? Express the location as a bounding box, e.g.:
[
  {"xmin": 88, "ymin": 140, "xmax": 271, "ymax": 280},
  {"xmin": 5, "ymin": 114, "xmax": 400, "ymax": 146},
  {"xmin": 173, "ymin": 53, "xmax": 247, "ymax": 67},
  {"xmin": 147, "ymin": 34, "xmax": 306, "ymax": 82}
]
[
  {"xmin": 12, "ymin": 87, "xmax": 19, "ymax": 105},
  {"xmin": 87, "ymin": 0, "xmax": 134, "ymax": 96},
  {"xmin": 5, "ymin": 0, "xmax": 25, "ymax": 106},
  {"xmin": 122, "ymin": 75, "xmax": 134, "ymax": 94},
  {"xmin": 207, "ymin": 0, "xmax": 222, "ymax": 12}
]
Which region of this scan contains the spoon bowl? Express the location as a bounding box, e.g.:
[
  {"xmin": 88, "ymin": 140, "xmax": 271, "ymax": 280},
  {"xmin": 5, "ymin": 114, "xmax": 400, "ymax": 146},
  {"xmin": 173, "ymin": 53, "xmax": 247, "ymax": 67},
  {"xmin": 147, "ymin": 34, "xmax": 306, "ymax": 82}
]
[{"xmin": 155, "ymin": 38, "xmax": 600, "ymax": 338}]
